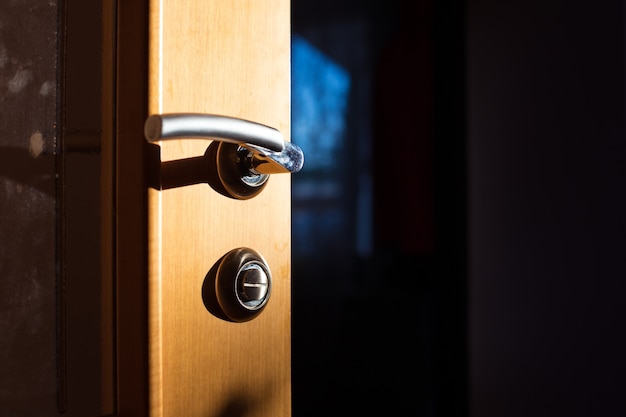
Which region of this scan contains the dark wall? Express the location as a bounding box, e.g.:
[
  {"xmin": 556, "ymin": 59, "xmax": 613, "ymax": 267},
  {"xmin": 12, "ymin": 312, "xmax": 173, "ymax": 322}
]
[{"xmin": 468, "ymin": 1, "xmax": 626, "ymax": 415}]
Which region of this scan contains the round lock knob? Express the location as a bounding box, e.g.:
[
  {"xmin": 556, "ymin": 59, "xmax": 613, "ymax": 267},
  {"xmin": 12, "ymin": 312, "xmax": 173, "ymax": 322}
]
[{"xmin": 215, "ymin": 247, "xmax": 272, "ymax": 322}]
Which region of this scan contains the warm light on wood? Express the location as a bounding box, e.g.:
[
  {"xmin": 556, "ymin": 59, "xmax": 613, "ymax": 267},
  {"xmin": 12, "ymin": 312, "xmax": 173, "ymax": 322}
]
[{"xmin": 147, "ymin": 1, "xmax": 291, "ymax": 416}]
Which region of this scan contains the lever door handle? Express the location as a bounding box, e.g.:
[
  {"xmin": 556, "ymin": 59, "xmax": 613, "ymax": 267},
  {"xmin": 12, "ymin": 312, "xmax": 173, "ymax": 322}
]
[
  {"xmin": 145, "ymin": 113, "xmax": 285, "ymax": 152},
  {"xmin": 144, "ymin": 113, "xmax": 304, "ymax": 199}
]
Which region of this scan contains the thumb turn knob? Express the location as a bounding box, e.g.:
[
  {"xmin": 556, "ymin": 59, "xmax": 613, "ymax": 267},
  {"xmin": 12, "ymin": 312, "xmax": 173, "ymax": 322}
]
[{"xmin": 214, "ymin": 247, "xmax": 272, "ymax": 322}]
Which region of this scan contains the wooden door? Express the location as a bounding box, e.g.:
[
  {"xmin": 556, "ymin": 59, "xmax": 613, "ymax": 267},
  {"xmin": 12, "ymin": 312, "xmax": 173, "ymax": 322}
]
[{"xmin": 116, "ymin": 1, "xmax": 292, "ymax": 416}]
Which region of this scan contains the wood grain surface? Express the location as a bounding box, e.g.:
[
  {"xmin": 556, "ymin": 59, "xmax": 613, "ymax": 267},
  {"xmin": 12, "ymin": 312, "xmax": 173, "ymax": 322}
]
[{"xmin": 147, "ymin": 2, "xmax": 292, "ymax": 416}]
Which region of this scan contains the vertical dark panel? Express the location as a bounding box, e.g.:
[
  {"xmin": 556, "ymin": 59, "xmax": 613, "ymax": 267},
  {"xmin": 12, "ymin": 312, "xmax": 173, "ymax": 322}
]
[
  {"xmin": 115, "ymin": 0, "xmax": 150, "ymax": 415},
  {"xmin": 61, "ymin": 1, "xmax": 116, "ymax": 414},
  {"xmin": 433, "ymin": 0, "xmax": 467, "ymax": 416}
]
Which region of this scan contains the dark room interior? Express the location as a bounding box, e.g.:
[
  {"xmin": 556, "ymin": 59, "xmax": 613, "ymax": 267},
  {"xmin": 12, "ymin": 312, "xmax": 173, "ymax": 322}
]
[
  {"xmin": 1, "ymin": 0, "xmax": 625, "ymax": 415},
  {"xmin": 290, "ymin": 0, "xmax": 626, "ymax": 416},
  {"xmin": 291, "ymin": 0, "xmax": 465, "ymax": 415}
]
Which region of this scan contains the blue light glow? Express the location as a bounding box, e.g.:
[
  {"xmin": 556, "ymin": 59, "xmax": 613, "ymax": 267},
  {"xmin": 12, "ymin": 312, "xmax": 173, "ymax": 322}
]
[{"xmin": 291, "ymin": 34, "xmax": 351, "ymax": 171}]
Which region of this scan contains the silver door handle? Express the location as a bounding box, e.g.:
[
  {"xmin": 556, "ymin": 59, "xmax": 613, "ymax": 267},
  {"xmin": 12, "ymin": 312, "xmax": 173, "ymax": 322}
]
[
  {"xmin": 145, "ymin": 113, "xmax": 285, "ymax": 150},
  {"xmin": 144, "ymin": 113, "xmax": 304, "ymax": 199}
]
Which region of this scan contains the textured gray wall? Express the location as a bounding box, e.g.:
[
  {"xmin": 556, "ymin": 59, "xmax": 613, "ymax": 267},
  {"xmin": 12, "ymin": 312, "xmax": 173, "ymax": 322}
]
[
  {"xmin": 0, "ymin": 1, "xmax": 59, "ymax": 414},
  {"xmin": 0, "ymin": 1, "xmax": 115, "ymax": 415}
]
